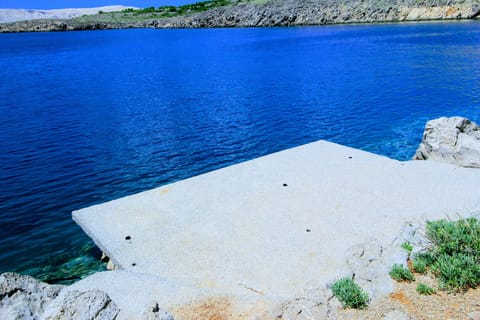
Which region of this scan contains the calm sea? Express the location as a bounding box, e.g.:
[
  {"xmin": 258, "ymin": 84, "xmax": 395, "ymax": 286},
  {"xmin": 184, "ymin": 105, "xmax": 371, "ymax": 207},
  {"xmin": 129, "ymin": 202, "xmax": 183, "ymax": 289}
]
[{"xmin": 0, "ymin": 21, "xmax": 479, "ymax": 283}]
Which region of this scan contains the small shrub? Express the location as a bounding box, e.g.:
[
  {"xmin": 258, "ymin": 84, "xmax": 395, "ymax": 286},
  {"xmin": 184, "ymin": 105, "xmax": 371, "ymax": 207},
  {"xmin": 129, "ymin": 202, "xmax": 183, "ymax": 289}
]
[
  {"xmin": 390, "ymin": 264, "xmax": 414, "ymax": 282},
  {"xmin": 416, "ymin": 283, "xmax": 435, "ymax": 295},
  {"xmin": 430, "ymin": 253, "xmax": 480, "ymax": 291},
  {"xmin": 412, "ymin": 257, "xmax": 427, "ymax": 274},
  {"xmin": 426, "ymin": 218, "xmax": 480, "ymax": 259},
  {"xmin": 401, "ymin": 241, "xmax": 413, "ymax": 254},
  {"xmin": 413, "ymin": 251, "xmax": 436, "ymax": 267},
  {"xmin": 121, "ymin": 8, "xmax": 136, "ymax": 13},
  {"xmin": 424, "ymin": 217, "xmax": 480, "ymax": 291},
  {"xmin": 330, "ymin": 277, "xmax": 369, "ymax": 309}
]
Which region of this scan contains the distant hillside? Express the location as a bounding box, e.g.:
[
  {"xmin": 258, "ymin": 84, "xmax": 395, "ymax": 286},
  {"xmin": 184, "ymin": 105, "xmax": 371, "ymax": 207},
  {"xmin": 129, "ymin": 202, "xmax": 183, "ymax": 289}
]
[
  {"xmin": 0, "ymin": 6, "xmax": 137, "ymax": 23},
  {"xmin": 154, "ymin": 0, "xmax": 480, "ymax": 28},
  {"xmin": 0, "ymin": 0, "xmax": 479, "ymax": 32}
]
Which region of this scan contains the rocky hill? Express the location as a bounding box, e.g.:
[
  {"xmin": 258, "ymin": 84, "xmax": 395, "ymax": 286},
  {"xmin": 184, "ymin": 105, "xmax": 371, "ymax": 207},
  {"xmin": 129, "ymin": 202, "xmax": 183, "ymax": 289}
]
[
  {"xmin": 0, "ymin": 6, "xmax": 136, "ymax": 23},
  {"xmin": 159, "ymin": 0, "xmax": 480, "ymax": 28},
  {"xmin": 0, "ymin": 0, "xmax": 479, "ymax": 32}
]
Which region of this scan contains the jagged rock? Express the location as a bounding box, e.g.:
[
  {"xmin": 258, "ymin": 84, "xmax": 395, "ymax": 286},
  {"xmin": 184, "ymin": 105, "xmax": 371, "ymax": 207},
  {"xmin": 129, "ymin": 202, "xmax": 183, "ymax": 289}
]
[
  {"xmin": 384, "ymin": 310, "xmax": 411, "ymax": 320},
  {"xmin": 40, "ymin": 290, "xmax": 119, "ymax": 320},
  {"xmin": 413, "ymin": 117, "xmax": 480, "ymax": 168},
  {"xmin": 0, "ymin": 272, "xmax": 63, "ymax": 320},
  {"xmin": 279, "ymin": 287, "xmax": 334, "ymax": 320},
  {"xmin": 141, "ymin": 301, "xmax": 174, "ymax": 320},
  {"xmin": 391, "ymin": 220, "xmax": 430, "ymax": 258},
  {"xmin": 344, "ymin": 222, "xmax": 431, "ymax": 301},
  {"xmin": 345, "ymin": 239, "xmax": 407, "ymax": 300}
]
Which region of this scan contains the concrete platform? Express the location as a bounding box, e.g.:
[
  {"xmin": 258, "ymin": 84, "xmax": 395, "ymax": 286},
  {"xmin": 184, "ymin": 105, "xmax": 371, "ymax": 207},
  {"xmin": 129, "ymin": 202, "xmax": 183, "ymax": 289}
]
[{"xmin": 73, "ymin": 140, "xmax": 480, "ymax": 299}]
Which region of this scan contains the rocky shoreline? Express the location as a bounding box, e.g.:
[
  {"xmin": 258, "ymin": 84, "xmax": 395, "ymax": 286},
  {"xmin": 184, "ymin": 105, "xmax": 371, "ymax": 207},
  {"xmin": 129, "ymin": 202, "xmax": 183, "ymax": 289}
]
[
  {"xmin": 0, "ymin": 0, "xmax": 479, "ymax": 33},
  {"xmin": 1, "ymin": 117, "xmax": 480, "ymax": 319}
]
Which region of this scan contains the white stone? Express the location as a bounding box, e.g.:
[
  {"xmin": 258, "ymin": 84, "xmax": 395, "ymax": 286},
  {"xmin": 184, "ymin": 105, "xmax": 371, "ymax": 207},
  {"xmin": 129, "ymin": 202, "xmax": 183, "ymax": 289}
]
[
  {"xmin": 40, "ymin": 290, "xmax": 119, "ymax": 320},
  {"xmin": 0, "ymin": 272, "xmax": 63, "ymax": 320},
  {"xmin": 413, "ymin": 117, "xmax": 480, "ymax": 167},
  {"xmin": 345, "ymin": 239, "xmax": 402, "ymax": 301},
  {"xmin": 279, "ymin": 286, "xmax": 334, "ymax": 320}
]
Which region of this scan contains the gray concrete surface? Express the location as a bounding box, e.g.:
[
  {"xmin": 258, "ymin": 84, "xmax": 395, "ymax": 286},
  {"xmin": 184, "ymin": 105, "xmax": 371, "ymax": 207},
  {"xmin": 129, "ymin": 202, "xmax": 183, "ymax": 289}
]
[{"xmin": 73, "ymin": 140, "xmax": 480, "ymax": 300}]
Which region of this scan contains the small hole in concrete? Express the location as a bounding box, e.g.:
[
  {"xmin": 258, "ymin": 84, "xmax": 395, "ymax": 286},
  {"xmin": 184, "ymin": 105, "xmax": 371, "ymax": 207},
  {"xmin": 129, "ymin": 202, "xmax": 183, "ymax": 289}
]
[
  {"xmin": 348, "ymin": 156, "xmax": 352, "ymax": 159},
  {"xmin": 125, "ymin": 236, "xmax": 131, "ymax": 240},
  {"xmin": 306, "ymin": 229, "xmax": 311, "ymax": 232},
  {"xmin": 132, "ymin": 263, "xmax": 136, "ymax": 266},
  {"xmin": 283, "ymin": 183, "xmax": 288, "ymax": 187}
]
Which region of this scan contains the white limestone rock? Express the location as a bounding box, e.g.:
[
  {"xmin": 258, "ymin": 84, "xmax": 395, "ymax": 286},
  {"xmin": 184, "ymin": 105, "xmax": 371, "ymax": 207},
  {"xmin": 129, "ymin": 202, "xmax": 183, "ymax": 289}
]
[
  {"xmin": 413, "ymin": 117, "xmax": 480, "ymax": 168},
  {"xmin": 0, "ymin": 272, "xmax": 63, "ymax": 320},
  {"xmin": 40, "ymin": 289, "xmax": 119, "ymax": 320},
  {"xmin": 392, "ymin": 221, "xmax": 430, "ymax": 256},
  {"xmin": 344, "ymin": 221, "xmax": 431, "ymax": 301},
  {"xmin": 345, "ymin": 239, "xmax": 405, "ymax": 301},
  {"xmin": 279, "ymin": 287, "xmax": 333, "ymax": 320}
]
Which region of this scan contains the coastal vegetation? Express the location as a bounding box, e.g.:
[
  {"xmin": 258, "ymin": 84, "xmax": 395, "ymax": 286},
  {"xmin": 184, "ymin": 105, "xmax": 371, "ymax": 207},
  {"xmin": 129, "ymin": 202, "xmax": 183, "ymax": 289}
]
[
  {"xmin": 125, "ymin": 0, "xmax": 232, "ymax": 17},
  {"xmin": 423, "ymin": 218, "xmax": 480, "ymax": 291},
  {"xmin": 393, "ymin": 217, "xmax": 480, "ymax": 292},
  {"xmin": 390, "ymin": 264, "xmax": 415, "ymax": 282},
  {"xmin": 77, "ymin": 0, "xmax": 257, "ymax": 22},
  {"xmin": 330, "ymin": 277, "xmax": 370, "ymax": 309},
  {"xmin": 401, "ymin": 241, "xmax": 413, "ymax": 256},
  {"xmin": 411, "ymin": 256, "xmax": 427, "ymax": 273},
  {"xmin": 416, "ymin": 283, "xmax": 436, "ymax": 295}
]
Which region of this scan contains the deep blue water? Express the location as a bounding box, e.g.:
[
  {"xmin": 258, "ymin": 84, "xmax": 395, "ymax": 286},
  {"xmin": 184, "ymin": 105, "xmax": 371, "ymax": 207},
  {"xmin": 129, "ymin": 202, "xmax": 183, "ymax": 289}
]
[{"xmin": 1, "ymin": 22, "xmax": 479, "ymax": 282}]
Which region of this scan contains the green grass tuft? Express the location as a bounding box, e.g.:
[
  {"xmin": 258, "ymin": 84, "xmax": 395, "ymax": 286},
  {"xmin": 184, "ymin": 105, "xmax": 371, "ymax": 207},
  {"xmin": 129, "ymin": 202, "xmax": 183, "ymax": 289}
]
[
  {"xmin": 412, "ymin": 257, "xmax": 427, "ymax": 274},
  {"xmin": 330, "ymin": 277, "xmax": 369, "ymax": 309},
  {"xmin": 416, "ymin": 283, "xmax": 436, "ymax": 295},
  {"xmin": 401, "ymin": 241, "xmax": 413, "ymax": 253},
  {"xmin": 390, "ymin": 264, "xmax": 415, "ymax": 282}
]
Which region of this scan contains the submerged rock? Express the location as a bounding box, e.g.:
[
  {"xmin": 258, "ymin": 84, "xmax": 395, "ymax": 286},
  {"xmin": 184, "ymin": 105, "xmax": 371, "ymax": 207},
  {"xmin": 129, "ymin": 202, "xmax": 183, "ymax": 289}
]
[
  {"xmin": 0, "ymin": 272, "xmax": 63, "ymax": 320},
  {"xmin": 413, "ymin": 116, "xmax": 480, "ymax": 167}
]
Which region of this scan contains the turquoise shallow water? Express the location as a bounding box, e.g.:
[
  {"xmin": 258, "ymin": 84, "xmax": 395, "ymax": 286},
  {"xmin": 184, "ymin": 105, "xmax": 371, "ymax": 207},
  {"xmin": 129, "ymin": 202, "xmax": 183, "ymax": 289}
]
[{"xmin": 0, "ymin": 21, "xmax": 479, "ymax": 283}]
